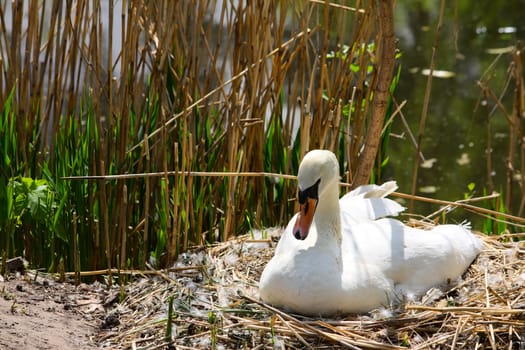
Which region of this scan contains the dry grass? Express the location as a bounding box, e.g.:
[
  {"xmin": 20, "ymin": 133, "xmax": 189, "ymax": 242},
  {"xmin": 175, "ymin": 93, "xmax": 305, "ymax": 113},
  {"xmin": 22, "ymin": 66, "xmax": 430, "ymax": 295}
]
[{"xmin": 96, "ymin": 226, "xmax": 525, "ymax": 349}]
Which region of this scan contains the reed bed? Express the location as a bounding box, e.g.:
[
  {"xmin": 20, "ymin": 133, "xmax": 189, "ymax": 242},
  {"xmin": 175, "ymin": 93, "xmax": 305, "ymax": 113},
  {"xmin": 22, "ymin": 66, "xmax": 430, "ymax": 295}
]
[
  {"xmin": 0, "ymin": 0, "xmax": 398, "ymax": 273},
  {"xmin": 96, "ymin": 224, "xmax": 524, "ymax": 349}
]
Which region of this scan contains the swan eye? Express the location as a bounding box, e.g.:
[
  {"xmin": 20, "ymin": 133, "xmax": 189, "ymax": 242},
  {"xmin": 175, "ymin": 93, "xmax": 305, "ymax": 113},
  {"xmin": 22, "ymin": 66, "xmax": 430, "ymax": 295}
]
[
  {"xmin": 298, "ymin": 190, "xmax": 307, "ymax": 204},
  {"xmin": 298, "ymin": 178, "xmax": 321, "ymax": 204}
]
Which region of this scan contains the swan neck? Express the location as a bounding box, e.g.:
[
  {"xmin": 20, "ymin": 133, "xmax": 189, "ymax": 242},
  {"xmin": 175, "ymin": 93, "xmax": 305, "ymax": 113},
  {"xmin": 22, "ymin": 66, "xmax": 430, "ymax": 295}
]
[{"xmin": 315, "ymin": 183, "xmax": 341, "ymax": 240}]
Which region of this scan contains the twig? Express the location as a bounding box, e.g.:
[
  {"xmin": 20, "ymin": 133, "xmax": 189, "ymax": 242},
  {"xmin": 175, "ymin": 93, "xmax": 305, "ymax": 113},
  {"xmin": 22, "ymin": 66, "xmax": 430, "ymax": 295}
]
[
  {"xmin": 307, "ymin": 0, "xmax": 366, "ymax": 13},
  {"xmin": 405, "ymin": 305, "xmax": 525, "ymax": 315},
  {"xmin": 391, "ymin": 191, "xmax": 525, "ymax": 225},
  {"xmin": 62, "ymin": 266, "xmax": 202, "ymax": 278},
  {"xmin": 485, "ymin": 267, "xmax": 498, "ymax": 350},
  {"xmin": 62, "ymin": 170, "xmax": 525, "ymax": 225},
  {"xmin": 409, "ymin": 0, "xmax": 446, "ymax": 211},
  {"xmin": 451, "ymin": 317, "xmax": 467, "ymax": 349},
  {"xmin": 61, "ymin": 170, "xmax": 297, "ymax": 181},
  {"xmin": 241, "ymin": 293, "xmax": 362, "ymax": 349},
  {"xmin": 275, "ymin": 313, "xmax": 312, "ymax": 349}
]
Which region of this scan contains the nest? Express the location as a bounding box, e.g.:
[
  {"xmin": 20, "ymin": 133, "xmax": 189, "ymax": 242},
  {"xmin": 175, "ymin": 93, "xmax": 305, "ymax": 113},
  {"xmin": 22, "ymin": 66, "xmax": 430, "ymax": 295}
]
[{"xmin": 98, "ymin": 228, "xmax": 525, "ymax": 349}]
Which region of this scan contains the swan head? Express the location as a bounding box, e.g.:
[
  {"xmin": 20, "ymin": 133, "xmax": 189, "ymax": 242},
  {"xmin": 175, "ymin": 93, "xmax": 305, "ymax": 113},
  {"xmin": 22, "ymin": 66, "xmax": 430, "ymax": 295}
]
[{"xmin": 293, "ymin": 150, "xmax": 340, "ymax": 240}]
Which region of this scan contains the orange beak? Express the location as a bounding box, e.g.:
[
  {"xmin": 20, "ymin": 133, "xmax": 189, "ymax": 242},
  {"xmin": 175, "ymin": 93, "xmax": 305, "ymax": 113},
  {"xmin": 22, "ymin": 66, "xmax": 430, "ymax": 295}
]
[{"xmin": 292, "ymin": 197, "xmax": 318, "ymax": 240}]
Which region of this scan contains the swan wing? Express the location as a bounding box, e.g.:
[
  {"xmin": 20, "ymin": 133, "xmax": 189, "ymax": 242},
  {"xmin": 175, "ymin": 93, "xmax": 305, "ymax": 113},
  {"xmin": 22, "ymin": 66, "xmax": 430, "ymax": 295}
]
[
  {"xmin": 340, "ymin": 197, "xmax": 405, "ymax": 223},
  {"xmin": 345, "ymin": 180, "xmax": 398, "ymax": 198},
  {"xmin": 341, "ymin": 218, "xmax": 483, "ymax": 295}
]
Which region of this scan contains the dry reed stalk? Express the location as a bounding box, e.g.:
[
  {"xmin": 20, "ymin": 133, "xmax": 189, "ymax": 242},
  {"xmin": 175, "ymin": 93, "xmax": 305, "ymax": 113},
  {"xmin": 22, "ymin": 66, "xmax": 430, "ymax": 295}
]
[
  {"xmin": 409, "ymin": 0, "xmax": 447, "ymax": 212},
  {"xmin": 353, "ymin": 0, "xmax": 396, "ymax": 187},
  {"xmin": 73, "ymin": 210, "xmax": 79, "ymax": 285},
  {"xmin": 142, "ymin": 134, "xmax": 151, "ymax": 268},
  {"xmin": 99, "ymin": 159, "xmax": 112, "ymax": 284},
  {"xmin": 347, "ymin": 6, "xmax": 375, "ymax": 178},
  {"xmin": 475, "ymin": 46, "xmax": 525, "ymax": 222},
  {"xmin": 119, "ymin": 184, "xmax": 127, "ymax": 272},
  {"xmin": 308, "ymin": 0, "xmax": 366, "ymax": 13},
  {"xmin": 65, "ymin": 170, "xmax": 525, "ymax": 228},
  {"xmin": 483, "ymin": 83, "xmax": 496, "ymax": 193},
  {"xmin": 63, "ymin": 265, "xmax": 201, "ymax": 278},
  {"xmin": 172, "ymin": 141, "xmax": 181, "ymax": 260},
  {"xmin": 510, "ymin": 49, "xmax": 524, "ymax": 216},
  {"xmin": 62, "ymin": 170, "xmax": 298, "ymax": 181}
]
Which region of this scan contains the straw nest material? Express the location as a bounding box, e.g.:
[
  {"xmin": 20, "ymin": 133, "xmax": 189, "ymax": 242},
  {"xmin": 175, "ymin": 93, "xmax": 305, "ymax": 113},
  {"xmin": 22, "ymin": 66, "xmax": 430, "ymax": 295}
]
[{"xmin": 99, "ymin": 228, "xmax": 525, "ymax": 349}]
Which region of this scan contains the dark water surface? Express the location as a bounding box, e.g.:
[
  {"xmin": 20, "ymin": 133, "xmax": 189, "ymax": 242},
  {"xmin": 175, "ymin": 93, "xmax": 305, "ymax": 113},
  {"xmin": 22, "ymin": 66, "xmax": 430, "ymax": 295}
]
[{"xmin": 388, "ymin": 1, "xmax": 525, "ymax": 230}]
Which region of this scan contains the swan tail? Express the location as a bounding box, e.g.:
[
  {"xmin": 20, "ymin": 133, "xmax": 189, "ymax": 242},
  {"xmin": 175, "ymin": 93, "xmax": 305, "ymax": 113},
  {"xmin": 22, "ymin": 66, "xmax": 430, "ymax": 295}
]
[{"xmin": 431, "ymin": 224, "xmax": 484, "ymax": 257}]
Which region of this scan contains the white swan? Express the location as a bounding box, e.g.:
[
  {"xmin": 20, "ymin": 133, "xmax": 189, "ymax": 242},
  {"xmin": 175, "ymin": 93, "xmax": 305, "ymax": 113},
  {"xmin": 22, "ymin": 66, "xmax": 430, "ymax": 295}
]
[{"xmin": 259, "ymin": 150, "xmax": 483, "ymax": 316}]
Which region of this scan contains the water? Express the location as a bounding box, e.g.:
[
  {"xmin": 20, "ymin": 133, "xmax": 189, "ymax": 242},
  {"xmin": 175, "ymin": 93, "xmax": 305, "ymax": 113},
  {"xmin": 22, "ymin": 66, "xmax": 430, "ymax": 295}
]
[{"xmin": 388, "ymin": 1, "xmax": 525, "ymax": 229}]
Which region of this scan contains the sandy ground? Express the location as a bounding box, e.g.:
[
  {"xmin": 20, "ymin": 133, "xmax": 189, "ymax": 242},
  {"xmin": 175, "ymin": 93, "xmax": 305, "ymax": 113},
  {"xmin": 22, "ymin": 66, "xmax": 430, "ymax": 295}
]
[{"xmin": 0, "ymin": 273, "xmax": 104, "ymax": 350}]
